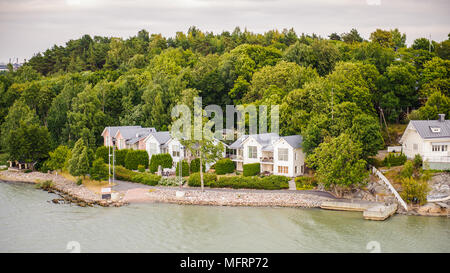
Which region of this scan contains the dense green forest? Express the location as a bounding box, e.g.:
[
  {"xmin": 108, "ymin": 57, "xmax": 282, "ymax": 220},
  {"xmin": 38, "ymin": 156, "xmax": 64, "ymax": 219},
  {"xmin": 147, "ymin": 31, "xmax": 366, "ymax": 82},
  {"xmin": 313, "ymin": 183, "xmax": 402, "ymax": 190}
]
[{"xmin": 0, "ymin": 27, "xmax": 449, "ymax": 171}]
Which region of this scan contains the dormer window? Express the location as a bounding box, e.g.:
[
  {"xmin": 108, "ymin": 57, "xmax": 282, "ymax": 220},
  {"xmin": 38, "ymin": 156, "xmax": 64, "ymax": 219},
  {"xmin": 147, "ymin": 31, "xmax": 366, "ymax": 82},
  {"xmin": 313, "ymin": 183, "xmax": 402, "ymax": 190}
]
[{"xmin": 430, "ymin": 127, "xmax": 441, "ymax": 133}]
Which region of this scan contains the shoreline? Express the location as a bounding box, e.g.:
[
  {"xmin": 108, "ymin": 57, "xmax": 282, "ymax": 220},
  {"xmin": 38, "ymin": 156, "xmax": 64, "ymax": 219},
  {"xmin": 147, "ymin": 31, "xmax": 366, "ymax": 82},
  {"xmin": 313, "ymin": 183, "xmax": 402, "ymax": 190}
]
[{"xmin": 0, "ymin": 170, "xmax": 448, "ymax": 217}]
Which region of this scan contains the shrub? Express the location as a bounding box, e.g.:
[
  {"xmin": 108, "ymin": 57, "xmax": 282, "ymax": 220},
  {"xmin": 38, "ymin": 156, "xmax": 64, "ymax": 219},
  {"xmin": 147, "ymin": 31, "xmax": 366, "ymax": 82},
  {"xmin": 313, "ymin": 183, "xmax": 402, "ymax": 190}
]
[
  {"xmin": 175, "ymin": 160, "xmax": 190, "ymax": 177},
  {"xmin": 138, "ymin": 164, "xmax": 145, "ymax": 172},
  {"xmin": 400, "ymin": 161, "xmax": 414, "ymax": 178},
  {"xmin": 90, "ymin": 158, "xmax": 108, "ymax": 181},
  {"xmin": 190, "ymin": 158, "xmax": 205, "ymax": 173},
  {"xmin": 114, "ymin": 165, "xmax": 161, "ymax": 185},
  {"xmin": 95, "ymin": 146, "xmax": 109, "ymax": 163},
  {"xmin": 243, "ymin": 163, "xmax": 260, "ymax": 176},
  {"xmin": 382, "ymin": 153, "xmax": 407, "ymax": 167},
  {"xmin": 413, "ymin": 154, "xmax": 423, "ymax": 170},
  {"xmin": 188, "ymin": 172, "xmax": 217, "ymax": 187},
  {"xmin": 212, "ymin": 175, "xmax": 289, "ymax": 190},
  {"xmin": 24, "ymin": 169, "xmax": 32, "ymax": 173},
  {"xmin": 295, "ymin": 176, "xmax": 318, "ymax": 190},
  {"xmin": 47, "ymin": 145, "xmax": 71, "ymax": 171},
  {"xmin": 125, "ymin": 150, "xmax": 149, "ymax": 170},
  {"xmin": 35, "ymin": 180, "xmax": 54, "ymax": 190},
  {"xmin": 76, "ymin": 178, "xmax": 82, "ymax": 186},
  {"xmin": 149, "ymin": 153, "xmax": 173, "ymax": 173},
  {"xmin": 215, "ymin": 158, "xmax": 235, "ymax": 175},
  {"xmin": 115, "ymin": 149, "xmax": 129, "ymax": 167},
  {"xmin": 159, "ymin": 177, "xmax": 184, "ymax": 186},
  {"xmin": 400, "ymin": 177, "xmax": 430, "ymax": 205}
]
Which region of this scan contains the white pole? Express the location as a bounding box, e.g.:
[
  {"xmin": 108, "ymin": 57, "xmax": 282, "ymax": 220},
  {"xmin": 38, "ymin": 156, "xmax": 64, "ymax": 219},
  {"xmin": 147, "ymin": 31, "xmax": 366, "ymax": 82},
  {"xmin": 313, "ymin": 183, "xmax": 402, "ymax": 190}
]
[
  {"xmin": 108, "ymin": 127, "xmax": 111, "ymax": 185},
  {"xmin": 112, "ymin": 140, "xmax": 115, "ymax": 184}
]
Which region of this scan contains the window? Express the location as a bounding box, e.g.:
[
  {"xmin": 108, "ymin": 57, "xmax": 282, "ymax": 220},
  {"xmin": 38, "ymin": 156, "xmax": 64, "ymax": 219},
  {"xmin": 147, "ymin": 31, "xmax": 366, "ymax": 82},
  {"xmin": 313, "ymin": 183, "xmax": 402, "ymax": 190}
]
[
  {"xmin": 442, "ymin": 145, "xmax": 448, "ymax": 152},
  {"xmin": 172, "ymin": 145, "xmax": 180, "ymax": 157},
  {"xmin": 278, "ymin": 148, "xmax": 288, "ymax": 161},
  {"xmin": 278, "ymin": 166, "xmax": 288, "ymax": 174},
  {"xmin": 295, "ymin": 166, "xmax": 297, "ymax": 174},
  {"xmin": 432, "ymin": 145, "xmax": 441, "ymax": 152},
  {"xmin": 248, "ymin": 146, "xmax": 257, "ymax": 159},
  {"xmin": 413, "ymin": 144, "xmax": 418, "ymax": 151},
  {"xmin": 294, "ymin": 152, "xmax": 297, "ymax": 160},
  {"xmin": 430, "ymin": 127, "xmax": 441, "ymax": 133}
]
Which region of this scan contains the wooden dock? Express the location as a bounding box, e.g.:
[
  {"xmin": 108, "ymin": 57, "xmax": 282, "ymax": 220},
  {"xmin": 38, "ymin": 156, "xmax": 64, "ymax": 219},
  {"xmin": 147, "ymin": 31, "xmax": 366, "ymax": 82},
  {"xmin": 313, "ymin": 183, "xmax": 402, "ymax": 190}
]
[{"xmin": 321, "ymin": 200, "xmax": 398, "ymax": 221}]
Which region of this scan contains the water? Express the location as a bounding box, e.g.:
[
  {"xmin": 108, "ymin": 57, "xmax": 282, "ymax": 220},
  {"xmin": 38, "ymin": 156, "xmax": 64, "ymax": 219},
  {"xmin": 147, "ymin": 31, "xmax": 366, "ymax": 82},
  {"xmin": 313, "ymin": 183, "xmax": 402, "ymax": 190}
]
[{"xmin": 0, "ymin": 182, "xmax": 448, "ymax": 253}]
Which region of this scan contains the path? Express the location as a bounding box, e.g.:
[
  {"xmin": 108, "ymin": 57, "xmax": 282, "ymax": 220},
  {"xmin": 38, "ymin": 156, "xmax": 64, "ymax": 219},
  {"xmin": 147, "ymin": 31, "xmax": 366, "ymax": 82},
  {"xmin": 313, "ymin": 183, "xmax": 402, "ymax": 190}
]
[{"xmin": 288, "ymin": 179, "xmax": 296, "ymax": 190}]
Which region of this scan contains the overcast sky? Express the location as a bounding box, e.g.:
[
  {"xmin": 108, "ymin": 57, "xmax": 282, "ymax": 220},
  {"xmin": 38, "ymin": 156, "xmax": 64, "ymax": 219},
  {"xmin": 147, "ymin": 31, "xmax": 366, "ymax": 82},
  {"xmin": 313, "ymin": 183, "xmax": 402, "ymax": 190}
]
[{"xmin": 0, "ymin": 0, "xmax": 449, "ymax": 63}]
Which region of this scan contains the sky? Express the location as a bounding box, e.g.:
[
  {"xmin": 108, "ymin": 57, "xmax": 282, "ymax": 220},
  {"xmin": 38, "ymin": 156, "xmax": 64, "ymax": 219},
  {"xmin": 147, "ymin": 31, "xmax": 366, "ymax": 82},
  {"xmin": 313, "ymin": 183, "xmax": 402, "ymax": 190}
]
[{"xmin": 0, "ymin": 0, "xmax": 449, "ymax": 63}]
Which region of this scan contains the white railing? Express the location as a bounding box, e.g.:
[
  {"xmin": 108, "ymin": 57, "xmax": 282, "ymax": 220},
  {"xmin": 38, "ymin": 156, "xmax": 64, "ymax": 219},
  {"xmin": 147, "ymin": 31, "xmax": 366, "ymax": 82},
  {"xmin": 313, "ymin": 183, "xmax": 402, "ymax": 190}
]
[{"xmin": 372, "ymin": 167, "xmax": 408, "ymax": 211}]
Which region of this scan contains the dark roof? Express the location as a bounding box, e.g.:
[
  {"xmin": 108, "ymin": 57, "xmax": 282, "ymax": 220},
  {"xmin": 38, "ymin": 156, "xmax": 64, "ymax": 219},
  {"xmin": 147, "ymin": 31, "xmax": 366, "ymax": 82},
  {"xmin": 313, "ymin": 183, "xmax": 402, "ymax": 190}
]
[
  {"xmin": 410, "ymin": 120, "xmax": 450, "ymax": 139},
  {"xmin": 281, "ymin": 135, "xmax": 303, "ymax": 149}
]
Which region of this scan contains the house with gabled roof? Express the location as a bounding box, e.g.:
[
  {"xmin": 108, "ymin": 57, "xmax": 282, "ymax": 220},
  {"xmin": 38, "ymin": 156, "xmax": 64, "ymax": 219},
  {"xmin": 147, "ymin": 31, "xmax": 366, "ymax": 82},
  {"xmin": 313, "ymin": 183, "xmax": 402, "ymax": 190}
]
[
  {"xmin": 228, "ymin": 133, "xmax": 306, "ymax": 177},
  {"xmin": 101, "ymin": 126, "xmax": 156, "ymax": 150},
  {"xmin": 399, "ymin": 114, "xmax": 450, "ymax": 170}
]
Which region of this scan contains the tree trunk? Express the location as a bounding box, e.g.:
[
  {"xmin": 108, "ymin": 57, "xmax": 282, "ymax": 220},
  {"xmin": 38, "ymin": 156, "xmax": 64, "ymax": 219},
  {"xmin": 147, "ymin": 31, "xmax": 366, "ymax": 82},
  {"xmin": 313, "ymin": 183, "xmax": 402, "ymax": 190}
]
[{"xmin": 200, "ymin": 152, "xmax": 204, "ymax": 192}]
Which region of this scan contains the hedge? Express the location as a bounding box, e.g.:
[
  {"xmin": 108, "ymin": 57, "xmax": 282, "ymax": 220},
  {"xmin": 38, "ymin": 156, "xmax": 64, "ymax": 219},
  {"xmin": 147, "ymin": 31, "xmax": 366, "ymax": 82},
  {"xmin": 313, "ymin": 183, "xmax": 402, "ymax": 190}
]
[
  {"xmin": 115, "ymin": 149, "xmax": 130, "ymax": 167},
  {"xmin": 243, "ymin": 163, "xmax": 260, "ymax": 176},
  {"xmin": 175, "ymin": 160, "xmax": 190, "ymax": 177},
  {"xmin": 187, "ymin": 172, "xmax": 218, "ymax": 187},
  {"xmin": 187, "ymin": 174, "xmax": 289, "ymax": 190},
  {"xmin": 190, "ymin": 158, "xmax": 205, "ymax": 173},
  {"xmin": 149, "ymin": 153, "xmax": 173, "ymax": 173},
  {"xmin": 382, "ymin": 153, "xmax": 407, "ymax": 167},
  {"xmin": 215, "ymin": 158, "xmax": 235, "ymax": 175},
  {"xmin": 115, "ymin": 165, "xmax": 161, "ymax": 186},
  {"xmin": 125, "ymin": 150, "xmax": 149, "ymax": 170},
  {"xmin": 95, "ymin": 146, "xmax": 109, "ymax": 163}
]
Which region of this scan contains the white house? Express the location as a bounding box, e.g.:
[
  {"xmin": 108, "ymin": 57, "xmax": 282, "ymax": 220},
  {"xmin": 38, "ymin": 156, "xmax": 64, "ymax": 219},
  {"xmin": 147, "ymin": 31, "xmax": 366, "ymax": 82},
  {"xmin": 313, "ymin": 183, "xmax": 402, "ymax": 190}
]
[
  {"xmin": 228, "ymin": 133, "xmax": 306, "ymax": 177},
  {"xmin": 399, "ymin": 114, "xmax": 450, "ymax": 170},
  {"xmin": 143, "ymin": 131, "xmax": 172, "ymax": 161}
]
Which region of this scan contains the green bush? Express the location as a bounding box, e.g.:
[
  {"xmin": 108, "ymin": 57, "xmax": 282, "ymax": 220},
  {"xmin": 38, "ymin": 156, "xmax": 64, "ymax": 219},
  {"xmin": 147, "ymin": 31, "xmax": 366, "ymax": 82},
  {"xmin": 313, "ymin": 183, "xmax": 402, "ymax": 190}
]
[
  {"xmin": 400, "ymin": 161, "xmax": 414, "ymax": 178},
  {"xmin": 115, "ymin": 149, "xmax": 130, "ymax": 167},
  {"xmin": 125, "ymin": 150, "xmax": 149, "ymax": 170},
  {"xmin": 175, "ymin": 160, "xmax": 190, "ymax": 177},
  {"xmin": 35, "ymin": 180, "xmax": 54, "ymax": 190},
  {"xmin": 295, "ymin": 176, "xmax": 318, "ymax": 190},
  {"xmin": 382, "ymin": 153, "xmax": 407, "ymax": 167},
  {"xmin": 400, "ymin": 177, "xmax": 430, "ymax": 205},
  {"xmin": 90, "ymin": 158, "xmax": 109, "ymax": 181},
  {"xmin": 189, "ymin": 158, "xmax": 205, "ymax": 173},
  {"xmin": 212, "ymin": 175, "xmax": 289, "ymax": 190},
  {"xmin": 149, "ymin": 153, "xmax": 173, "ymax": 173},
  {"xmin": 215, "ymin": 158, "xmax": 235, "ymax": 175},
  {"xmin": 243, "ymin": 163, "xmax": 260, "ymax": 176},
  {"xmin": 188, "ymin": 172, "xmax": 217, "ymax": 187},
  {"xmin": 95, "ymin": 146, "xmax": 109, "ymax": 163},
  {"xmin": 413, "ymin": 154, "xmax": 423, "ymax": 169},
  {"xmin": 138, "ymin": 164, "xmax": 145, "ymax": 172},
  {"xmin": 76, "ymin": 178, "xmax": 82, "ymax": 186},
  {"xmin": 114, "ymin": 165, "xmax": 161, "ymax": 185}
]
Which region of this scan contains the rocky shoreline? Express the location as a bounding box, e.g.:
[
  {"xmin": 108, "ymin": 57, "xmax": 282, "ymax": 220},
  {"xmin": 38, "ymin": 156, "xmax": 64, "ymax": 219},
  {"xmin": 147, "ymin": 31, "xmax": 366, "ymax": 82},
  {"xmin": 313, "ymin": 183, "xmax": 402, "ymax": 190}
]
[
  {"xmin": 122, "ymin": 187, "xmax": 331, "ymax": 208},
  {"xmin": 0, "ymin": 170, "xmax": 127, "ymax": 207}
]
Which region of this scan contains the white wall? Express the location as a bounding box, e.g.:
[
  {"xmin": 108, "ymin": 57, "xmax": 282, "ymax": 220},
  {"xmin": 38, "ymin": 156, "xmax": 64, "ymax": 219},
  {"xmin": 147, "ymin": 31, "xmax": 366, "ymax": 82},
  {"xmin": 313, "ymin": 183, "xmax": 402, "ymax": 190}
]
[{"xmin": 242, "ymin": 137, "xmax": 262, "ymax": 164}]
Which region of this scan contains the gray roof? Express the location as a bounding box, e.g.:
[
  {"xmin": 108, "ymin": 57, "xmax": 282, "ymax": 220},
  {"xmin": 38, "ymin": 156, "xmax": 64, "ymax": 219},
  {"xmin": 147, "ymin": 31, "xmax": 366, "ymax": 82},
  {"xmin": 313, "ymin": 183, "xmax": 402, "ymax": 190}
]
[
  {"xmin": 410, "ymin": 120, "xmax": 450, "ymax": 139},
  {"xmin": 149, "ymin": 131, "xmax": 171, "ymax": 145},
  {"xmin": 102, "ymin": 126, "xmax": 141, "ymax": 137},
  {"xmin": 229, "ymin": 133, "xmax": 303, "ymax": 149},
  {"xmin": 125, "ymin": 128, "xmax": 157, "ymax": 144},
  {"xmin": 281, "ymin": 135, "xmax": 303, "ymax": 149}
]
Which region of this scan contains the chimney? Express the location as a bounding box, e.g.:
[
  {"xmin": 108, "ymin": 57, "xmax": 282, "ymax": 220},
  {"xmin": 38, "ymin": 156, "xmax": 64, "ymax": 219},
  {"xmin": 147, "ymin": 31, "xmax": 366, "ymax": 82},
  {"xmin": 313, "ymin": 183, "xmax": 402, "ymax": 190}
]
[{"xmin": 438, "ymin": 114, "xmax": 445, "ymax": 122}]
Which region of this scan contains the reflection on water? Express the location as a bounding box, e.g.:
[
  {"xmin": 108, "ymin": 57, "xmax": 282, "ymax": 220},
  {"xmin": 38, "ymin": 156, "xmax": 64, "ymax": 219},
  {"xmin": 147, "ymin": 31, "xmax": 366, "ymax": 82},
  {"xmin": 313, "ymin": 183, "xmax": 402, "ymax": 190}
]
[{"xmin": 0, "ymin": 182, "xmax": 449, "ymax": 253}]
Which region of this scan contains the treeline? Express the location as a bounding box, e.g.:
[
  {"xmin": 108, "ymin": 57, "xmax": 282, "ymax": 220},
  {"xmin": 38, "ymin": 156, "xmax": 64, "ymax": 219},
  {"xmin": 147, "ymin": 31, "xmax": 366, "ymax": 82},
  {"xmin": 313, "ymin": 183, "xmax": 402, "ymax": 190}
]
[{"xmin": 0, "ymin": 27, "xmax": 449, "ymax": 173}]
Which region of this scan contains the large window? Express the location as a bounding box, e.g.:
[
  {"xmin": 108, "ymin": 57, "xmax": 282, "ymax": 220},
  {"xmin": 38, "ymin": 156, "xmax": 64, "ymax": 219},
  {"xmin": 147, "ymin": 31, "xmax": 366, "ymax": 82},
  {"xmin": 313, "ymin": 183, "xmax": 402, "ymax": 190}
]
[
  {"xmin": 278, "ymin": 148, "xmax": 288, "ymax": 161},
  {"xmin": 278, "ymin": 166, "xmax": 288, "ymax": 174},
  {"xmin": 432, "ymin": 145, "xmax": 441, "ymax": 152},
  {"xmin": 172, "ymin": 145, "xmax": 180, "ymax": 157},
  {"xmin": 248, "ymin": 146, "xmax": 257, "ymax": 159}
]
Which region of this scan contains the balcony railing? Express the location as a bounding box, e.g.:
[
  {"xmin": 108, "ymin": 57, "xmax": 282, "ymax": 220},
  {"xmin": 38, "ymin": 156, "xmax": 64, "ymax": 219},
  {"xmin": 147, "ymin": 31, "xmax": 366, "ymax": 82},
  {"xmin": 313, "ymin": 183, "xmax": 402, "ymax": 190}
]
[{"xmin": 260, "ymin": 157, "xmax": 273, "ymax": 163}]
